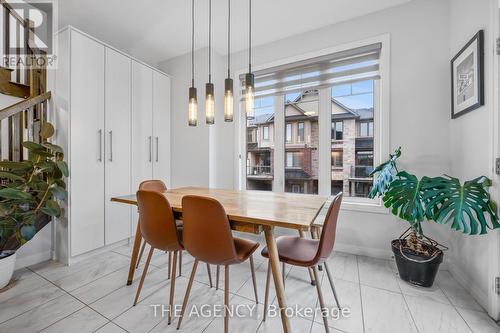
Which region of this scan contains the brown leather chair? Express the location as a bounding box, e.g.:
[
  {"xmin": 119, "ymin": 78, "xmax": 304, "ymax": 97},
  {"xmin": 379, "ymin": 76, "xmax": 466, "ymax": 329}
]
[
  {"xmin": 136, "ymin": 180, "xmax": 184, "ymax": 278},
  {"xmin": 134, "ymin": 190, "xmax": 182, "ymax": 325},
  {"xmin": 261, "ymin": 193, "xmax": 343, "ymax": 333},
  {"xmin": 177, "ymin": 195, "xmax": 259, "ymax": 333}
]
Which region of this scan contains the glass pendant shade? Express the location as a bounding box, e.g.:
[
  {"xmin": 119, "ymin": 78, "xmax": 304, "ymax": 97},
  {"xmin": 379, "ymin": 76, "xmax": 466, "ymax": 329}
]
[
  {"xmin": 205, "ymin": 83, "xmax": 215, "ymax": 125},
  {"xmin": 245, "ymin": 73, "xmax": 255, "ymax": 120},
  {"xmin": 224, "ymin": 78, "xmax": 233, "ymax": 122},
  {"xmin": 188, "ymin": 87, "xmax": 198, "ymax": 126}
]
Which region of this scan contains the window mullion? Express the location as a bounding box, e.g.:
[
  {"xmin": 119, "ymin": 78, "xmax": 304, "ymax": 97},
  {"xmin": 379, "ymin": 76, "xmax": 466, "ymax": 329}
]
[
  {"xmin": 274, "ymin": 95, "xmax": 285, "ymax": 193},
  {"xmin": 318, "ymin": 88, "xmax": 332, "ymax": 196}
]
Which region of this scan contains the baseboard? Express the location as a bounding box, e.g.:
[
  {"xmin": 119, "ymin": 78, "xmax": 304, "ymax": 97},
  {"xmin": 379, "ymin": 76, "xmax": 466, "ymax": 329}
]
[
  {"xmin": 68, "ymin": 239, "xmax": 129, "ymax": 265},
  {"xmin": 448, "ymin": 262, "xmax": 489, "ymax": 310},
  {"xmin": 14, "ymin": 251, "xmax": 52, "ymax": 270},
  {"xmin": 334, "ymin": 242, "xmax": 394, "ymax": 260}
]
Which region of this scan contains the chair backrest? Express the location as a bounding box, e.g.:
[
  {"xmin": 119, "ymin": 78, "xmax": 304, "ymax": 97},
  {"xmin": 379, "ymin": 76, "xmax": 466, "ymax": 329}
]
[
  {"xmin": 181, "ymin": 195, "xmax": 238, "ymax": 265},
  {"xmin": 136, "ymin": 190, "xmax": 181, "ymax": 251},
  {"xmin": 314, "ymin": 193, "xmax": 343, "ymax": 262},
  {"xmin": 139, "ymin": 180, "xmax": 167, "ymax": 192}
]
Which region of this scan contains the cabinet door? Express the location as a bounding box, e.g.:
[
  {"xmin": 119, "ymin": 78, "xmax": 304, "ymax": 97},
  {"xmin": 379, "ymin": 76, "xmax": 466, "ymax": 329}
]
[
  {"xmin": 152, "ymin": 71, "xmax": 171, "ymax": 187},
  {"xmin": 70, "ymin": 30, "xmax": 105, "ymax": 256},
  {"xmin": 104, "ymin": 48, "xmax": 131, "ymax": 245}
]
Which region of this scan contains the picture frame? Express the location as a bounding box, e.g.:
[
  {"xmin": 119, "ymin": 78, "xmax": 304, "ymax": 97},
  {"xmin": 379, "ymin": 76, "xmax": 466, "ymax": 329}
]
[{"xmin": 451, "ymin": 30, "xmax": 484, "ymax": 119}]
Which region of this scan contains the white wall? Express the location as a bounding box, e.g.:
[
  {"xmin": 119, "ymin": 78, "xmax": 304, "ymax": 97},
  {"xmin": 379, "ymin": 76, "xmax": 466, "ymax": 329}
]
[
  {"xmin": 161, "ymin": 0, "xmax": 453, "ymax": 257},
  {"xmin": 448, "ymin": 0, "xmax": 495, "ymax": 310}
]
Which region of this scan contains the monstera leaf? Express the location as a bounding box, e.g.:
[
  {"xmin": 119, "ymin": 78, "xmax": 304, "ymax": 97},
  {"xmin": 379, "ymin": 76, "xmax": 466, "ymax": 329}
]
[
  {"xmin": 422, "ymin": 176, "xmax": 500, "ymax": 235},
  {"xmin": 368, "ymin": 147, "xmax": 401, "ymax": 199},
  {"xmin": 382, "ymin": 171, "xmax": 427, "ymax": 235}
]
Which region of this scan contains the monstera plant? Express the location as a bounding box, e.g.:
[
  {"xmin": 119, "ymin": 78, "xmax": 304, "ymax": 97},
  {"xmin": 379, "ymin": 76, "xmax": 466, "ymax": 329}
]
[
  {"xmin": 0, "ymin": 122, "xmax": 68, "ymax": 288},
  {"xmin": 369, "ymin": 147, "xmax": 500, "ymax": 287}
]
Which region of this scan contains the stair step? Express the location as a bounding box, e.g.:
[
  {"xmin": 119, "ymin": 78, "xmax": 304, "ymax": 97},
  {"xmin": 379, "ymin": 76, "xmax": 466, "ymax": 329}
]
[
  {"xmin": 0, "ymin": 66, "xmax": 13, "ymax": 82},
  {"xmin": 0, "ymin": 80, "xmax": 30, "ymax": 98}
]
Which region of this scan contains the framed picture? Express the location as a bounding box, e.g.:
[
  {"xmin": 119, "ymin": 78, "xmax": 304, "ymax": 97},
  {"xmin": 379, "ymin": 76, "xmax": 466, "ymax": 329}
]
[{"xmin": 451, "ymin": 30, "xmax": 484, "ymax": 119}]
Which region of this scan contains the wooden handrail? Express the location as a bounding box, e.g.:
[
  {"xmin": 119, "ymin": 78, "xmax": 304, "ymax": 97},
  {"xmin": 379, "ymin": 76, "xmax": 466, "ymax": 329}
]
[
  {"xmin": 0, "ymin": 91, "xmax": 50, "ymax": 120},
  {"xmin": 1, "ymin": 0, "xmax": 26, "ymax": 27}
]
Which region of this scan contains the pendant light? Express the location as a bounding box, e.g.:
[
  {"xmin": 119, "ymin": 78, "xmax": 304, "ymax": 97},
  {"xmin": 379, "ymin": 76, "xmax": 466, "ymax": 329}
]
[
  {"xmin": 205, "ymin": 0, "xmax": 215, "ymax": 125},
  {"xmin": 188, "ymin": 0, "xmax": 198, "ymax": 126},
  {"xmin": 244, "ymin": 0, "xmax": 255, "ymax": 120},
  {"xmin": 224, "ymin": 0, "xmax": 233, "ymax": 122}
]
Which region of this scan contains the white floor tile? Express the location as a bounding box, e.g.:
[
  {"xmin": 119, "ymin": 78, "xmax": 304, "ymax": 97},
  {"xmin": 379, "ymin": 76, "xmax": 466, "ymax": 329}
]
[
  {"xmin": 455, "ymin": 307, "xmax": 500, "ymax": 333},
  {"xmin": 404, "ymin": 294, "xmax": 472, "ymax": 333},
  {"xmin": 326, "ymin": 252, "xmax": 360, "ymax": 283},
  {"xmin": 95, "ymin": 322, "xmax": 128, "ymax": 333},
  {"xmin": 357, "ymin": 256, "xmax": 401, "ymax": 293},
  {"xmin": 436, "ymin": 270, "xmax": 484, "ymax": 312},
  {"xmin": 361, "ymin": 285, "xmax": 418, "ymax": 333},
  {"xmin": 39, "ymin": 306, "xmax": 108, "ymax": 333},
  {"xmin": 397, "ymin": 278, "xmax": 451, "ymax": 305}
]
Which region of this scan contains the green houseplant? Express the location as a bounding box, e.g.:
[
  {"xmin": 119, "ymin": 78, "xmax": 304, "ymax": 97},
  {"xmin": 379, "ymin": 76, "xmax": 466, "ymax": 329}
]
[
  {"xmin": 0, "ymin": 123, "xmax": 68, "ymax": 289},
  {"xmin": 369, "ymin": 147, "xmax": 500, "ymax": 287}
]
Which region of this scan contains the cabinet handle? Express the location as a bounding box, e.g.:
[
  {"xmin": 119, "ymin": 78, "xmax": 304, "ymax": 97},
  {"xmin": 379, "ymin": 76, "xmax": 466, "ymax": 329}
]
[
  {"xmin": 108, "ymin": 130, "xmax": 113, "ymax": 162},
  {"xmin": 155, "ymin": 137, "xmax": 159, "ymax": 162},
  {"xmin": 98, "ymin": 129, "xmax": 103, "ymax": 162},
  {"xmin": 148, "ymin": 136, "xmax": 152, "ymax": 162}
]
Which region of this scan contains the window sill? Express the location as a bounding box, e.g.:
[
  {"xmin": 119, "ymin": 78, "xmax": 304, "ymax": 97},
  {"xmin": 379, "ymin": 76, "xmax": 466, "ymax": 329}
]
[{"xmin": 340, "ymin": 199, "xmax": 389, "ymax": 214}]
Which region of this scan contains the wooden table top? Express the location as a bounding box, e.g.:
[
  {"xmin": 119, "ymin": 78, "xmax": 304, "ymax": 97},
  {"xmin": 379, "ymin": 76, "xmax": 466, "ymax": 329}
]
[{"xmin": 111, "ymin": 187, "xmax": 327, "ymax": 231}]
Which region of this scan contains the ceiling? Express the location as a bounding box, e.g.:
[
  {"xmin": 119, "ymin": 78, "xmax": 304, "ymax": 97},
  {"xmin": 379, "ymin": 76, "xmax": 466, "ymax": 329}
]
[{"xmin": 59, "ymin": 0, "xmax": 412, "ymax": 65}]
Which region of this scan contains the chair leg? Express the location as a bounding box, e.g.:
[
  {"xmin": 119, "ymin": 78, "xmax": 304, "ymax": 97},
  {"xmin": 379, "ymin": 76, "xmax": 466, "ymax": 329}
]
[
  {"xmin": 177, "ymin": 259, "xmax": 199, "ymax": 330},
  {"xmin": 178, "ymin": 251, "xmax": 182, "ymax": 277},
  {"xmin": 206, "ymin": 263, "xmax": 213, "ymax": 288},
  {"xmin": 168, "ymin": 251, "xmax": 172, "ymax": 279},
  {"xmin": 282, "ymin": 261, "xmax": 286, "ymax": 288},
  {"xmin": 249, "ymin": 255, "xmax": 258, "ymax": 304},
  {"xmin": 263, "ymin": 260, "xmax": 271, "ymax": 322},
  {"xmin": 136, "ymin": 240, "xmax": 146, "ymax": 269},
  {"xmin": 133, "ymin": 247, "xmax": 154, "ymax": 306},
  {"xmin": 224, "ymin": 265, "xmax": 229, "ymax": 333},
  {"xmin": 323, "ymin": 262, "xmax": 341, "ymax": 309},
  {"xmin": 312, "ymin": 266, "xmax": 330, "ymax": 333},
  {"xmin": 216, "ymin": 265, "xmax": 220, "ymax": 290},
  {"xmin": 168, "ymin": 251, "xmax": 178, "ymax": 325}
]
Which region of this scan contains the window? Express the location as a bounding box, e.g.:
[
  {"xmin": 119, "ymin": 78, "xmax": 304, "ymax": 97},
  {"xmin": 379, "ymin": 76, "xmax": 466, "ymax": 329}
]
[
  {"xmin": 331, "ymin": 150, "xmax": 343, "ymax": 168},
  {"xmin": 246, "ymin": 97, "xmax": 275, "ymax": 191},
  {"xmin": 240, "ymin": 41, "xmax": 383, "ymax": 203},
  {"xmin": 263, "ymin": 126, "xmax": 270, "ymax": 141},
  {"xmin": 297, "ymin": 122, "xmax": 305, "ymax": 142},
  {"xmin": 359, "ymin": 121, "xmax": 374, "ymax": 137},
  {"xmin": 286, "ymin": 123, "xmax": 292, "ymax": 142},
  {"xmin": 331, "ymin": 121, "xmax": 343, "ymax": 141},
  {"xmin": 286, "ymin": 152, "xmax": 302, "ymax": 168}
]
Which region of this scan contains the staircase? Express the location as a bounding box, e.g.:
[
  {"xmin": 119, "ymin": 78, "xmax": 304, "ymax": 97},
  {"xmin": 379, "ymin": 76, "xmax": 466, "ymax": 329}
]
[{"xmin": 0, "ymin": 0, "xmax": 51, "ymax": 161}]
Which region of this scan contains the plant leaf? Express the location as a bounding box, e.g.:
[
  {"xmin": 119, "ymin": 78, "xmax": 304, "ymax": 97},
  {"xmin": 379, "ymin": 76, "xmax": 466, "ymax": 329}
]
[
  {"xmin": 0, "ymin": 172, "xmax": 24, "ymax": 182},
  {"xmin": 40, "ymin": 200, "xmax": 61, "ymax": 217},
  {"xmin": 50, "ymin": 185, "xmax": 67, "ymax": 200},
  {"xmin": 22, "ymin": 141, "xmax": 44, "ymax": 151},
  {"xmin": 56, "ymin": 161, "xmax": 69, "ymax": 177},
  {"xmin": 423, "ymin": 176, "xmax": 500, "ymax": 235},
  {"xmin": 368, "ymin": 147, "xmax": 401, "ymax": 198},
  {"xmin": 0, "ymin": 188, "xmax": 32, "ymax": 200},
  {"xmin": 41, "ymin": 143, "xmax": 63, "ymax": 153}
]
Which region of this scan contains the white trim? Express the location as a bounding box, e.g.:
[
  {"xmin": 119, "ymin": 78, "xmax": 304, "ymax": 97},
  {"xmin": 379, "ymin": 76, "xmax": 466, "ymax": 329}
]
[
  {"xmin": 55, "ymin": 26, "xmax": 172, "ymax": 78},
  {"xmin": 235, "ymin": 33, "xmax": 391, "ymax": 211},
  {"xmin": 68, "ymin": 239, "xmax": 128, "ymax": 265}
]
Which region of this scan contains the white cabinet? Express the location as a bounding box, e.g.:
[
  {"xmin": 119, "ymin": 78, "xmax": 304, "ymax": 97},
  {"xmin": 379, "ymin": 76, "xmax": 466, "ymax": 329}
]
[
  {"xmin": 104, "ymin": 48, "xmax": 132, "ymax": 245},
  {"xmin": 55, "ymin": 27, "xmax": 170, "ymax": 260},
  {"xmin": 69, "ymin": 30, "xmax": 105, "ymax": 256}
]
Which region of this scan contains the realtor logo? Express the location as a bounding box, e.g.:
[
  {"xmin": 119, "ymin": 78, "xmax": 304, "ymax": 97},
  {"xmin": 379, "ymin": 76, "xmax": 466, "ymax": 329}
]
[{"xmin": 2, "ymin": 0, "xmax": 57, "ymax": 68}]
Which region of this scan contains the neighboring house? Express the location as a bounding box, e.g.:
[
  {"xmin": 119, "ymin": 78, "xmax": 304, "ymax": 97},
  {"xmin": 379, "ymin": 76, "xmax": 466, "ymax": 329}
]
[{"xmin": 246, "ymin": 90, "xmax": 374, "ymax": 197}]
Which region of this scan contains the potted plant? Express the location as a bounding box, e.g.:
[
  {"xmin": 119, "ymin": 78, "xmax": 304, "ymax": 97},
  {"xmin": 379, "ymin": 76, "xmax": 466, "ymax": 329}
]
[
  {"xmin": 0, "ymin": 123, "xmax": 68, "ymax": 289},
  {"xmin": 369, "ymin": 147, "xmax": 500, "ymax": 287}
]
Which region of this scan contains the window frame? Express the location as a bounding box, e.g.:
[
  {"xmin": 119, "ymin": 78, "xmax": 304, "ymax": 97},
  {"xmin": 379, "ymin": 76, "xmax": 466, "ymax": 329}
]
[
  {"xmin": 297, "ymin": 122, "xmax": 305, "ymax": 142},
  {"xmin": 262, "ymin": 125, "xmax": 270, "ymax": 141},
  {"xmin": 286, "ymin": 123, "xmax": 292, "ymax": 142},
  {"xmin": 236, "ymin": 34, "xmax": 391, "ymax": 214}
]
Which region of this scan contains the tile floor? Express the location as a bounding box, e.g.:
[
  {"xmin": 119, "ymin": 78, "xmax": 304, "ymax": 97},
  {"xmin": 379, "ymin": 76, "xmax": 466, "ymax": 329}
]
[{"xmin": 1, "ymin": 236, "xmax": 499, "ymax": 333}]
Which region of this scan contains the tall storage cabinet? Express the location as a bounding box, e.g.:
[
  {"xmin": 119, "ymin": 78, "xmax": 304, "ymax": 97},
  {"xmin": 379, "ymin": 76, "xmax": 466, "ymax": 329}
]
[{"xmin": 55, "ymin": 27, "xmax": 171, "ymax": 262}]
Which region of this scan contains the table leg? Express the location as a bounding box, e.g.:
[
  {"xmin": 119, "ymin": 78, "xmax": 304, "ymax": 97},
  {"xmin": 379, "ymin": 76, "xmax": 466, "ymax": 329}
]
[
  {"xmin": 264, "ymin": 227, "xmax": 291, "ymax": 333},
  {"xmin": 299, "ymin": 230, "xmax": 316, "ymax": 286},
  {"xmin": 127, "ymin": 219, "xmax": 142, "ymax": 286}
]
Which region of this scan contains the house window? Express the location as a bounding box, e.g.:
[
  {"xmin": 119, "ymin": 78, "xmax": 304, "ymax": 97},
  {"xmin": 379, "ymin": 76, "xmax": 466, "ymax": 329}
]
[
  {"xmin": 297, "ymin": 122, "xmax": 304, "ymax": 142},
  {"xmin": 286, "ymin": 152, "xmax": 301, "ymax": 168},
  {"xmin": 359, "ymin": 121, "xmax": 374, "ymax": 137},
  {"xmin": 331, "ymin": 121, "xmax": 343, "ymax": 141},
  {"xmin": 247, "ymin": 129, "xmax": 255, "ymax": 143},
  {"xmin": 331, "ymin": 150, "xmax": 343, "ymax": 168},
  {"xmin": 240, "ymin": 41, "xmax": 383, "ymax": 204},
  {"xmin": 263, "ymin": 126, "xmax": 270, "ymax": 141},
  {"xmin": 286, "ymin": 123, "xmax": 292, "ymax": 142}
]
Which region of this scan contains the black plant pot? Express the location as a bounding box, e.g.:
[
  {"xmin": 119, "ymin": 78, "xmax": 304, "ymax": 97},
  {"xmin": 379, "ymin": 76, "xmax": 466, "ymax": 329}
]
[{"xmin": 391, "ymin": 240, "xmax": 443, "ymax": 288}]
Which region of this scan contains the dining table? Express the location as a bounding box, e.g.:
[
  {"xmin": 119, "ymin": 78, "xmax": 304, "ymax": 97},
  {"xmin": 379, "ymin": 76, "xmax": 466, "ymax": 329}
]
[{"xmin": 111, "ymin": 186, "xmax": 328, "ymax": 333}]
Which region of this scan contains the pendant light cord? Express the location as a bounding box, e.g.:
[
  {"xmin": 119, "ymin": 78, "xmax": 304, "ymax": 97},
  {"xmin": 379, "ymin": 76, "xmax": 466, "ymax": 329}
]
[
  {"xmin": 208, "ymin": 0, "xmax": 212, "ymax": 83},
  {"xmin": 191, "ymin": 0, "xmax": 195, "ymax": 87},
  {"xmin": 248, "ymin": 0, "xmax": 251, "ymax": 73},
  {"xmin": 227, "ymin": 0, "xmax": 230, "ymax": 77}
]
